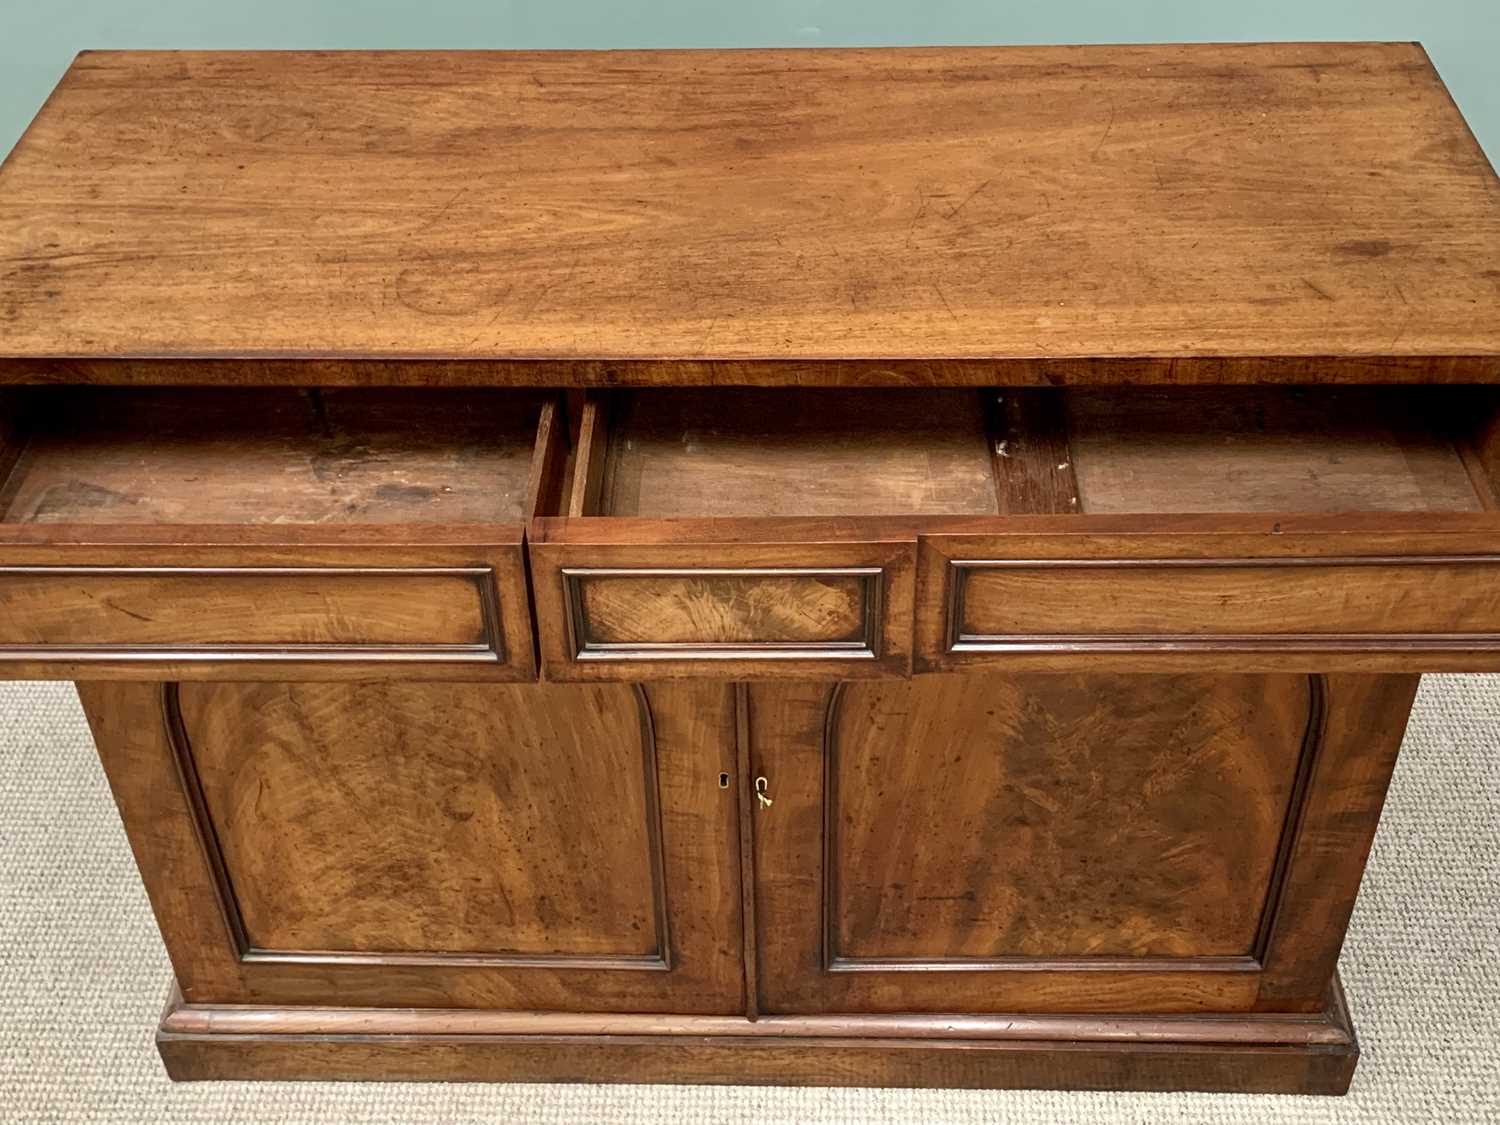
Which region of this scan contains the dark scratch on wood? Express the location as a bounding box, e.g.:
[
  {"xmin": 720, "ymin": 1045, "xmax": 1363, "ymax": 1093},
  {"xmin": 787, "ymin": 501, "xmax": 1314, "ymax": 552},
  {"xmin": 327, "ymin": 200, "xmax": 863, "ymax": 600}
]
[
  {"xmin": 906, "ymin": 190, "xmax": 929, "ymax": 247},
  {"xmin": 1093, "ymin": 103, "xmax": 1118, "ymax": 157},
  {"xmin": 102, "ymin": 598, "xmax": 155, "ymax": 624},
  {"xmin": 418, "ymin": 186, "xmax": 468, "ymax": 234},
  {"xmin": 932, "ymin": 282, "xmax": 959, "ymax": 323},
  {"xmin": 944, "ymin": 179, "xmax": 993, "ymax": 220},
  {"xmin": 1388, "ymin": 310, "xmax": 1414, "ymax": 348}
]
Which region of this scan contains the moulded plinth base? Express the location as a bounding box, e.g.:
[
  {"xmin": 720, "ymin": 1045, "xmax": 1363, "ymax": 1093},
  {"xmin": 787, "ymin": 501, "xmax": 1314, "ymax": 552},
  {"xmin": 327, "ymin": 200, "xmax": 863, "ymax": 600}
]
[{"xmin": 156, "ymin": 975, "xmax": 1359, "ymax": 1094}]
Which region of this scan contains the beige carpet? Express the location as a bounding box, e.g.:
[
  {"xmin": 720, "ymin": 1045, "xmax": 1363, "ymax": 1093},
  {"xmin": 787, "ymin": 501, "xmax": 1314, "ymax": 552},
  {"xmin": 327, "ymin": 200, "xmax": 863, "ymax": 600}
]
[{"xmin": 1, "ymin": 678, "xmax": 1496, "ymax": 1124}]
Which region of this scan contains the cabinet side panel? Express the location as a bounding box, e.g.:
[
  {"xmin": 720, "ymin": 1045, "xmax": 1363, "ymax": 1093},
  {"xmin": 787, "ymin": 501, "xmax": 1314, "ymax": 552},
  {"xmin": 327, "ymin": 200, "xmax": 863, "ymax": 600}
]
[
  {"xmin": 1253, "ymin": 673, "xmax": 1420, "ymax": 1009},
  {"xmin": 77, "ymin": 681, "xmax": 248, "ymax": 1001}
]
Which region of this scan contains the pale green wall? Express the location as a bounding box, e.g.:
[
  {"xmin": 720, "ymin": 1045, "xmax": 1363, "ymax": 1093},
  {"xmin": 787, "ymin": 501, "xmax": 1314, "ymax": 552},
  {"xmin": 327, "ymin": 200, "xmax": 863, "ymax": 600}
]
[{"xmin": 1, "ymin": 2, "xmax": 1496, "ymax": 161}]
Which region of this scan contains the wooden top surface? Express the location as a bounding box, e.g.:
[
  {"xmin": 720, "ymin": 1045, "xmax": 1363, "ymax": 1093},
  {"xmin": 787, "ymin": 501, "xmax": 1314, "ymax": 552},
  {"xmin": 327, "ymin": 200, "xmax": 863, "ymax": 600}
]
[{"xmin": 2, "ymin": 44, "xmax": 1499, "ymax": 384}]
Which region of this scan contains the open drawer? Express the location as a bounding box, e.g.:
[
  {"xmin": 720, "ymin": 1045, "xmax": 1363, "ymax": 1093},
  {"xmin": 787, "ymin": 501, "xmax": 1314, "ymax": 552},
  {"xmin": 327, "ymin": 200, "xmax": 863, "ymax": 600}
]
[
  {"xmin": 528, "ymin": 389, "xmax": 1011, "ymax": 680},
  {"xmin": 0, "ymin": 387, "xmax": 565, "ymax": 680},
  {"xmin": 531, "ymin": 385, "xmax": 1500, "ymax": 679},
  {"xmin": 918, "ymin": 386, "xmax": 1500, "ymax": 673}
]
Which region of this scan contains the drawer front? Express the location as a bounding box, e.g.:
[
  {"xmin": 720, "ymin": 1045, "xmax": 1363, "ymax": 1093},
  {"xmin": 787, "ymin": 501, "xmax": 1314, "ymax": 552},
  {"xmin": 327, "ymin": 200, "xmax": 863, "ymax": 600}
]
[
  {"xmin": 531, "ymin": 520, "xmax": 916, "ymax": 680},
  {"xmin": 918, "ymin": 521, "xmax": 1500, "ymax": 673},
  {"xmin": 564, "ymin": 566, "xmax": 883, "ymax": 655},
  {"xmin": 0, "ymin": 538, "xmax": 535, "ymax": 680}
]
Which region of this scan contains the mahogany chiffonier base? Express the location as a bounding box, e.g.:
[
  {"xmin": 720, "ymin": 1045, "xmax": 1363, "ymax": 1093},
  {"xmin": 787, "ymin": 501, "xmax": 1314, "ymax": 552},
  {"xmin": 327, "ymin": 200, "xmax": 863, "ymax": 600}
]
[
  {"xmin": 4, "ymin": 43, "xmax": 1499, "ymax": 1100},
  {"xmin": 80, "ymin": 669, "xmax": 1400, "ymax": 1095},
  {"xmin": 155, "ymin": 979, "xmax": 1358, "ymax": 1093}
]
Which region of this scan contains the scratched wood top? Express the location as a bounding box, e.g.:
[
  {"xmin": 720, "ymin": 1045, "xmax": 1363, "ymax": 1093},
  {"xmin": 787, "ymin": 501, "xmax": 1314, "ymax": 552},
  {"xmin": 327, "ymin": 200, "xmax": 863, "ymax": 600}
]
[{"xmin": 1, "ymin": 44, "xmax": 1499, "ymax": 384}]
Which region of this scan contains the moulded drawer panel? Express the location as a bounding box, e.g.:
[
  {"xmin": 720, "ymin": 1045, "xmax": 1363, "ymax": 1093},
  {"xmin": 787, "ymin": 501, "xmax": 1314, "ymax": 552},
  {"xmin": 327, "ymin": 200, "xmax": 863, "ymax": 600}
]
[
  {"xmin": 567, "ymin": 566, "xmax": 882, "ymax": 654},
  {"xmin": 953, "ymin": 558, "xmax": 1500, "ymax": 640},
  {"xmin": 916, "ymin": 522, "xmax": 1500, "ymax": 674},
  {"xmin": 530, "ymin": 520, "xmax": 917, "ymax": 681},
  {"xmin": 0, "ymin": 543, "xmax": 536, "ymax": 681}
]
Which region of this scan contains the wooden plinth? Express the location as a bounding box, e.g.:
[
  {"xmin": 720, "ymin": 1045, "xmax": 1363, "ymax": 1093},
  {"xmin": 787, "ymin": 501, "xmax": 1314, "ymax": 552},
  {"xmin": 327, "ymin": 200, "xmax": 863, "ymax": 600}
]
[{"xmin": 156, "ymin": 977, "xmax": 1358, "ymax": 1094}]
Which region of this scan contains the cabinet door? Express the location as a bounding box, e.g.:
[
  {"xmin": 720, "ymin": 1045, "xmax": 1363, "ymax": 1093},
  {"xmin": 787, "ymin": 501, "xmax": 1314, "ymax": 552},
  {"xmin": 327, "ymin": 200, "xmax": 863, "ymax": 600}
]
[
  {"xmin": 749, "ymin": 671, "xmax": 1415, "ymax": 1014},
  {"xmin": 82, "ymin": 679, "xmax": 745, "ymax": 1013}
]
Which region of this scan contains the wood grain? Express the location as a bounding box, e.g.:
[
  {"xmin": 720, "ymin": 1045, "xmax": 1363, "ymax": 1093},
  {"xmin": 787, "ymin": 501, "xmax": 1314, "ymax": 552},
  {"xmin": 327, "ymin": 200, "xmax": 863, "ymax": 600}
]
[
  {"xmin": 826, "ymin": 674, "xmax": 1310, "ymax": 962},
  {"xmin": 523, "ymin": 397, "xmax": 571, "ymax": 521},
  {"xmin": 159, "ymin": 994, "xmax": 1354, "ymax": 1044},
  {"xmin": 953, "ymin": 559, "xmax": 1500, "ymax": 640},
  {"xmin": 1, "ymin": 389, "xmax": 551, "ymax": 525},
  {"xmin": 530, "ymin": 519, "xmax": 916, "ymax": 681},
  {"xmin": 156, "ymin": 1033, "xmax": 1358, "ymax": 1093},
  {"xmin": 749, "ymin": 673, "xmax": 1412, "ymax": 1019},
  {"xmin": 0, "ymin": 387, "xmax": 554, "ymax": 679},
  {"xmin": 7, "ymin": 355, "xmax": 1500, "ymax": 388},
  {"xmin": 596, "ymin": 389, "xmax": 997, "ymax": 518},
  {"xmin": 176, "ymin": 680, "xmax": 665, "ymax": 961},
  {"xmin": 1253, "ymin": 674, "xmax": 1419, "ymax": 1007},
  {"xmin": 988, "ymin": 390, "xmax": 1079, "ymax": 515},
  {"xmin": 567, "ymin": 394, "xmax": 610, "ymax": 518},
  {"xmin": 748, "ymin": 681, "xmax": 1261, "ymax": 1014},
  {"xmin": 1, "ymin": 45, "xmax": 1497, "ymax": 383},
  {"xmin": 1065, "ymin": 387, "xmax": 1483, "ymax": 514},
  {"xmin": 573, "ymin": 571, "xmax": 874, "ymax": 647},
  {"xmin": 1453, "ymin": 387, "xmax": 1500, "ymax": 509},
  {"xmin": 0, "ymin": 568, "xmax": 491, "ymax": 648},
  {"xmin": 154, "ymin": 980, "xmax": 1359, "ymax": 1093},
  {"xmin": 732, "ymin": 684, "xmax": 761, "ymax": 1021},
  {"xmin": 915, "ymin": 515, "xmax": 1500, "ymax": 673},
  {"xmin": 79, "ymin": 680, "xmax": 745, "ymax": 1012},
  {"xmin": 0, "ymin": 537, "xmax": 535, "ymax": 681},
  {"xmin": 8, "ymin": 42, "xmax": 1486, "ymax": 1095}
]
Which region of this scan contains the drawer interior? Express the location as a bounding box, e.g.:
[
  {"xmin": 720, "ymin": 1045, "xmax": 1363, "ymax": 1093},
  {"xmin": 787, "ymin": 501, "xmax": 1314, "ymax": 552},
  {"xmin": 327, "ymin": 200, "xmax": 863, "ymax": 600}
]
[
  {"xmin": 565, "ymin": 386, "xmax": 1500, "ymax": 518},
  {"xmin": 578, "ymin": 388, "xmax": 1000, "ymax": 518},
  {"xmin": 0, "ymin": 388, "xmax": 561, "ymax": 527},
  {"xmin": 5, "ymin": 384, "xmax": 1494, "ymax": 529},
  {"xmin": 1062, "ymin": 387, "xmax": 1496, "ymax": 514}
]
